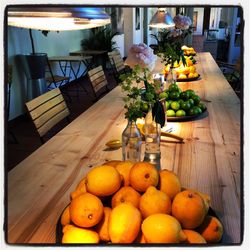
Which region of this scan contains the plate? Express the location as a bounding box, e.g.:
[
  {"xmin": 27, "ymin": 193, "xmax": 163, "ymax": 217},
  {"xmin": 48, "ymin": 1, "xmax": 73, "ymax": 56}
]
[
  {"xmin": 167, "ymin": 110, "xmax": 208, "ymax": 122},
  {"xmin": 177, "ymin": 74, "xmax": 200, "ymax": 82},
  {"xmin": 56, "ymin": 199, "xmax": 219, "ymax": 244}
]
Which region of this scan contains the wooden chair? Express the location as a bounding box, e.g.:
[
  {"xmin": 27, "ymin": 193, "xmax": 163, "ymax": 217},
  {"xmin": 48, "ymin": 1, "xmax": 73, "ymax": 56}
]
[
  {"xmin": 88, "ymin": 65, "xmax": 109, "ymax": 101},
  {"xmin": 108, "ymin": 50, "xmax": 130, "ymax": 82},
  {"xmin": 25, "ymin": 88, "xmax": 70, "ymax": 143},
  {"xmin": 217, "ymin": 58, "xmax": 241, "ymax": 97}
]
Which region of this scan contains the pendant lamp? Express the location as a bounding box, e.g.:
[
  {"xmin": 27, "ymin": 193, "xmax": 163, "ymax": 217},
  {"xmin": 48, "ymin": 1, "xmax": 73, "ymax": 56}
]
[
  {"xmin": 8, "ymin": 7, "xmax": 111, "ymax": 31},
  {"xmin": 149, "ymin": 8, "xmax": 175, "ymax": 29}
]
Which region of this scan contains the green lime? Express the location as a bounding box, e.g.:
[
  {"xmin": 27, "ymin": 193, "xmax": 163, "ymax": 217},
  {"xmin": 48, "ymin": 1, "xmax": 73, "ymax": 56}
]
[
  {"xmin": 176, "ymin": 110, "xmax": 186, "ymax": 117},
  {"xmin": 159, "ymin": 91, "xmax": 168, "ymax": 100},
  {"xmin": 170, "ymin": 101, "xmax": 180, "ymax": 111},
  {"xmin": 178, "ymin": 99, "xmax": 185, "ymax": 106},
  {"xmin": 181, "ymin": 101, "xmax": 191, "ymax": 111},
  {"xmin": 168, "ymin": 83, "xmax": 179, "ymax": 92},
  {"xmin": 197, "ymin": 102, "xmax": 207, "ymax": 111},
  {"xmin": 192, "ymin": 95, "xmax": 201, "ymax": 105},
  {"xmin": 179, "ymin": 91, "xmax": 190, "ymax": 100},
  {"xmin": 169, "ymin": 91, "xmax": 180, "ymax": 100},
  {"xmin": 185, "ymin": 89, "xmax": 196, "ymax": 97},
  {"xmin": 141, "ymin": 103, "xmax": 149, "ymax": 112},
  {"xmin": 187, "ymin": 98, "xmax": 194, "ymax": 107},
  {"xmin": 189, "ymin": 106, "xmax": 202, "ymax": 116},
  {"xmin": 166, "ymin": 109, "xmax": 176, "ymax": 117}
]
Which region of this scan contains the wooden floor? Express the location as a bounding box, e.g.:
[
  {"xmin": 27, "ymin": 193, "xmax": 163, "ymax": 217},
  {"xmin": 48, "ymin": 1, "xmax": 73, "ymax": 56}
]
[{"xmin": 6, "ymin": 70, "xmax": 117, "ymax": 172}]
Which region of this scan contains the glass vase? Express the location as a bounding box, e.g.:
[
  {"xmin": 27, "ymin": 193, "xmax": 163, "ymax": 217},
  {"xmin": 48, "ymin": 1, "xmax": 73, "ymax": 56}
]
[
  {"xmin": 165, "ymin": 67, "xmax": 177, "ymax": 89},
  {"xmin": 122, "ymin": 119, "xmax": 142, "ymax": 162},
  {"xmin": 143, "ymin": 108, "xmax": 161, "ymax": 170}
]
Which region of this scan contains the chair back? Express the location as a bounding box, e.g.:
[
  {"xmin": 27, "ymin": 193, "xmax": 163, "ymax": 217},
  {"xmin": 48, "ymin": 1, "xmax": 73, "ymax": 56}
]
[
  {"xmin": 108, "ymin": 50, "xmax": 125, "ymax": 73},
  {"xmin": 88, "ymin": 66, "xmax": 108, "ymax": 96},
  {"xmin": 25, "ymin": 88, "xmax": 70, "ymax": 138}
]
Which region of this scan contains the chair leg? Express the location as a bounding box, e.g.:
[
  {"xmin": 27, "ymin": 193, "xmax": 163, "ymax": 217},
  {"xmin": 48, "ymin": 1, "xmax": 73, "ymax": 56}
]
[{"xmin": 8, "ymin": 129, "xmax": 18, "ymax": 144}]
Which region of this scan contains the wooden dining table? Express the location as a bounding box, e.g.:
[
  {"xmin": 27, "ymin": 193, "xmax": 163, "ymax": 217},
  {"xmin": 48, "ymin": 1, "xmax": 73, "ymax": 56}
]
[{"xmin": 6, "ymin": 52, "xmax": 241, "ymax": 244}]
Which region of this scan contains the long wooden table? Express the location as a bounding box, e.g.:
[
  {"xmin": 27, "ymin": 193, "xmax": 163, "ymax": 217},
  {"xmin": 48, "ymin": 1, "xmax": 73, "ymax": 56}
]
[{"xmin": 7, "ymin": 52, "xmax": 241, "ymax": 244}]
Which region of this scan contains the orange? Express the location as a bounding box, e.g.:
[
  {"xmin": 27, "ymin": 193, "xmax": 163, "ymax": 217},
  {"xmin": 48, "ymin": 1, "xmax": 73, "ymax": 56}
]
[
  {"xmin": 95, "ymin": 207, "xmax": 112, "ymax": 242},
  {"xmin": 104, "ymin": 160, "xmax": 121, "ymax": 167},
  {"xmin": 70, "ymin": 192, "xmax": 103, "ymax": 228},
  {"xmin": 139, "ymin": 186, "xmax": 171, "ymax": 218},
  {"xmin": 134, "ymin": 231, "xmax": 147, "ymax": 243},
  {"xmin": 182, "ymin": 187, "xmax": 211, "ymax": 214},
  {"xmin": 129, "ymin": 162, "xmax": 159, "ymax": 192},
  {"xmin": 182, "ymin": 229, "xmax": 207, "ymax": 244},
  {"xmin": 62, "ymin": 224, "xmax": 99, "ymax": 244},
  {"xmin": 115, "ymin": 161, "xmax": 134, "ymax": 186},
  {"xmin": 141, "ymin": 213, "xmax": 187, "ymax": 243},
  {"xmin": 109, "ymin": 203, "xmax": 141, "ymax": 243},
  {"xmin": 158, "ymin": 169, "xmax": 181, "ymax": 200},
  {"xmin": 197, "ymin": 215, "xmax": 223, "ymax": 243},
  {"xmin": 60, "ymin": 205, "xmax": 71, "ymax": 226},
  {"xmin": 111, "ymin": 186, "xmax": 141, "ymax": 209},
  {"xmin": 70, "ymin": 177, "xmax": 87, "ymax": 200},
  {"xmin": 86, "ymin": 165, "xmax": 121, "ymax": 197},
  {"xmin": 172, "ymin": 190, "xmax": 207, "ymax": 229}
]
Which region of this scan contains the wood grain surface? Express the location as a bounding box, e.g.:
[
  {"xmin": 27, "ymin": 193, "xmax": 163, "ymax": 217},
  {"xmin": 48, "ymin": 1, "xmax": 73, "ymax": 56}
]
[{"xmin": 7, "ymin": 53, "xmax": 241, "ymax": 244}]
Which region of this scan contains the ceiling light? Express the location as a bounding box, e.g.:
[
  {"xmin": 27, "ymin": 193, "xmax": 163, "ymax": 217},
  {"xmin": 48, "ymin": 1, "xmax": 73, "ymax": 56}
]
[
  {"xmin": 8, "ymin": 7, "xmax": 111, "ymax": 31},
  {"xmin": 149, "ymin": 8, "xmax": 175, "ymax": 29}
]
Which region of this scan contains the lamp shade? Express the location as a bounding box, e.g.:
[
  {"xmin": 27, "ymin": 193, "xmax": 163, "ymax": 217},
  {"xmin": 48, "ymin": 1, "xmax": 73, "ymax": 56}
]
[
  {"xmin": 149, "ymin": 9, "xmax": 175, "ymax": 29},
  {"xmin": 8, "ymin": 7, "xmax": 111, "ymax": 31}
]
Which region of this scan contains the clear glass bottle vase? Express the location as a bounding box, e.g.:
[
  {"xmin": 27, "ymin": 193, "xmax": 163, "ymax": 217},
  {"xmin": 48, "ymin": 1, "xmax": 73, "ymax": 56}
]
[
  {"xmin": 165, "ymin": 67, "xmax": 177, "ymax": 89},
  {"xmin": 122, "ymin": 119, "xmax": 142, "ymax": 162},
  {"xmin": 143, "ymin": 107, "xmax": 161, "ymax": 170}
]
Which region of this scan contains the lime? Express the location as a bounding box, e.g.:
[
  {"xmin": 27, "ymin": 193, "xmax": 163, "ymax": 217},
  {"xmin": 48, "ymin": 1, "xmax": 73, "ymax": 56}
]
[
  {"xmin": 176, "ymin": 110, "xmax": 186, "ymax": 117},
  {"xmin": 178, "ymin": 99, "xmax": 185, "ymax": 106},
  {"xmin": 179, "ymin": 91, "xmax": 190, "ymax": 100},
  {"xmin": 192, "ymin": 95, "xmax": 201, "ymax": 105},
  {"xmin": 197, "ymin": 102, "xmax": 207, "ymax": 111},
  {"xmin": 141, "ymin": 103, "xmax": 149, "ymax": 112},
  {"xmin": 170, "ymin": 101, "xmax": 180, "ymax": 111},
  {"xmin": 168, "ymin": 83, "xmax": 179, "ymax": 92},
  {"xmin": 187, "ymin": 98, "xmax": 194, "ymax": 107},
  {"xmin": 181, "ymin": 101, "xmax": 191, "ymax": 111},
  {"xmin": 169, "ymin": 91, "xmax": 180, "ymax": 100},
  {"xmin": 159, "ymin": 91, "xmax": 168, "ymax": 100},
  {"xmin": 166, "ymin": 109, "xmax": 176, "ymax": 117},
  {"xmin": 185, "ymin": 89, "xmax": 196, "ymax": 97},
  {"xmin": 189, "ymin": 106, "xmax": 202, "ymax": 116}
]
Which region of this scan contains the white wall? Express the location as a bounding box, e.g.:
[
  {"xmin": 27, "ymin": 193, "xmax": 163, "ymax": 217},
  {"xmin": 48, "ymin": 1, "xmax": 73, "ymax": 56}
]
[
  {"xmin": 134, "ymin": 8, "xmax": 143, "ymax": 44},
  {"xmin": 7, "ymin": 26, "xmax": 88, "ymax": 120},
  {"xmin": 193, "ymin": 8, "xmax": 204, "ymax": 35}
]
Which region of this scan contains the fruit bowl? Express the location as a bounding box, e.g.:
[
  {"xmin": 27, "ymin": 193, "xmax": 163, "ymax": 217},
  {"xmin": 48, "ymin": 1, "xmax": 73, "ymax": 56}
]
[
  {"xmin": 167, "ymin": 110, "xmax": 208, "ymax": 122},
  {"xmin": 55, "ymin": 203, "xmax": 221, "ymax": 244},
  {"xmin": 177, "ymin": 74, "xmax": 200, "ymax": 82}
]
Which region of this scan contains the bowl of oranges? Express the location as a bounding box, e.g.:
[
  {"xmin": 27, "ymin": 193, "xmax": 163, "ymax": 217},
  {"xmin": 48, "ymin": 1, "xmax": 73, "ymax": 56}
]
[
  {"xmin": 57, "ymin": 161, "xmax": 223, "ymax": 244},
  {"xmin": 163, "ymin": 58, "xmax": 200, "ymax": 82}
]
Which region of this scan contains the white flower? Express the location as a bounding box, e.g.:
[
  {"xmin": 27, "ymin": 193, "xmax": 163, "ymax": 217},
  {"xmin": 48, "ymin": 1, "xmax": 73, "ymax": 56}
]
[
  {"xmin": 125, "ymin": 43, "xmax": 157, "ymax": 71},
  {"xmin": 173, "ymin": 14, "xmax": 192, "ymax": 30}
]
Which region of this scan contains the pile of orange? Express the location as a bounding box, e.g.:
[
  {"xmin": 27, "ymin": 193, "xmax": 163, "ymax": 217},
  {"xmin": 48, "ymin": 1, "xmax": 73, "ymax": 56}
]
[{"xmin": 61, "ymin": 161, "xmax": 223, "ymax": 244}]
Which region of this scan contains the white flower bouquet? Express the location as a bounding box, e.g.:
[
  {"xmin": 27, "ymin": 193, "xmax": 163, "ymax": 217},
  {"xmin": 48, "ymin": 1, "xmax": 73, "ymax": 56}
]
[{"xmin": 125, "ymin": 43, "xmax": 157, "ymax": 72}]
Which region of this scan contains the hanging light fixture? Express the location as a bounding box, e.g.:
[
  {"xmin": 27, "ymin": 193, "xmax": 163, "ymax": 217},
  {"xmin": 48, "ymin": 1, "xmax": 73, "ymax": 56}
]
[
  {"xmin": 8, "ymin": 7, "xmax": 111, "ymax": 31},
  {"xmin": 149, "ymin": 8, "xmax": 175, "ymax": 29}
]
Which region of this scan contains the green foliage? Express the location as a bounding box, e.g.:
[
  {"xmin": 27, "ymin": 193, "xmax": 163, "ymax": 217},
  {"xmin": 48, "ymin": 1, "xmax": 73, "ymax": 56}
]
[
  {"xmin": 81, "ymin": 26, "xmax": 118, "ymax": 52},
  {"xmin": 119, "ymin": 65, "xmax": 165, "ymax": 127},
  {"xmin": 151, "ymin": 27, "xmax": 193, "ymax": 67}
]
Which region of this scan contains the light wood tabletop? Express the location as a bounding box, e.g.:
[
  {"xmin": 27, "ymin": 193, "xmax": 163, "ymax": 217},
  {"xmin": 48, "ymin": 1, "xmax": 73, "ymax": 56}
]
[{"xmin": 7, "ymin": 52, "xmax": 241, "ymax": 244}]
